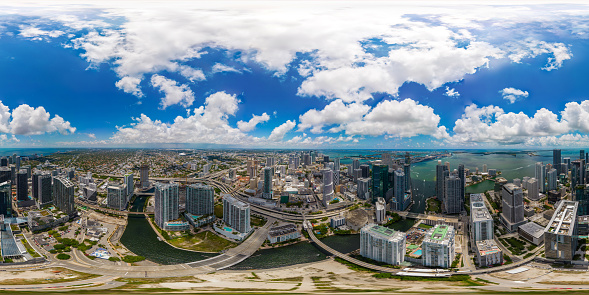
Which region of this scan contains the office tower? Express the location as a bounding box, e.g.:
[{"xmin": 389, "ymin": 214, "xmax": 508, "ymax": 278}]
[
  {"xmin": 436, "ymin": 163, "xmax": 448, "ymax": 201},
  {"xmin": 482, "ymin": 164, "xmax": 488, "ymax": 173},
  {"xmin": 53, "ymin": 176, "xmax": 75, "ymax": 215},
  {"xmin": 581, "ymin": 150, "xmax": 585, "ymax": 160},
  {"xmin": 547, "ymin": 168, "xmax": 558, "ymax": 191},
  {"xmin": 445, "ymin": 161, "xmax": 450, "ymax": 171},
  {"xmin": 563, "ymin": 158, "xmax": 571, "ymax": 172},
  {"xmin": 228, "ymin": 168, "xmax": 236, "ymax": 180},
  {"xmin": 11, "ymin": 154, "xmax": 16, "ymax": 167},
  {"xmin": 527, "ymin": 178, "xmax": 539, "ymax": 200},
  {"xmin": 66, "ymin": 168, "xmax": 74, "ymax": 180},
  {"xmin": 553, "ymin": 149, "xmax": 561, "ymax": 174},
  {"xmin": 545, "ymin": 200, "xmax": 579, "ymax": 260},
  {"xmin": 10, "ymin": 165, "xmax": 15, "ymax": 184},
  {"xmin": 0, "ymin": 182, "xmax": 11, "ymax": 217},
  {"xmin": 393, "ymin": 169, "xmax": 410, "ymax": 211},
  {"xmin": 262, "ymin": 166, "xmax": 273, "ymax": 199},
  {"xmin": 16, "ymin": 170, "xmax": 28, "ymax": 201},
  {"xmin": 107, "ymin": 185, "xmax": 127, "ymax": 211},
  {"xmin": 443, "ymin": 174, "xmax": 462, "ymax": 214},
  {"xmin": 333, "ymin": 158, "xmax": 340, "ymax": 186},
  {"xmin": 535, "ymin": 162, "xmax": 546, "ymax": 193},
  {"xmin": 140, "ymin": 164, "xmax": 149, "ymax": 188},
  {"xmin": 372, "ymin": 164, "xmax": 389, "ymax": 203},
  {"xmin": 572, "ymin": 160, "xmax": 586, "ymax": 191},
  {"xmin": 323, "ymin": 155, "xmax": 329, "ymax": 163},
  {"xmin": 513, "ymin": 178, "xmax": 521, "ymax": 187},
  {"xmin": 154, "ymin": 182, "xmax": 180, "ymax": 230},
  {"xmin": 186, "ymin": 183, "xmax": 214, "ymax": 216},
  {"xmin": 403, "ymin": 164, "xmax": 411, "ymax": 191},
  {"xmin": 266, "ymin": 157, "xmax": 275, "ymax": 168},
  {"xmin": 15, "ymin": 156, "xmax": 20, "ymax": 171},
  {"xmin": 500, "ymin": 183, "xmax": 525, "ymax": 232},
  {"xmin": 247, "ymin": 159, "xmax": 257, "ymax": 177},
  {"xmin": 302, "ymin": 154, "xmax": 311, "ymax": 167},
  {"xmin": 37, "ymin": 173, "xmax": 52, "ymax": 205},
  {"xmin": 223, "ymin": 194, "xmax": 251, "ymax": 233},
  {"xmin": 458, "ymin": 164, "xmax": 465, "ymax": 200},
  {"xmin": 0, "ymin": 157, "xmax": 6, "ymax": 167},
  {"xmin": 574, "ymin": 185, "xmax": 589, "ymax": 216},
  {"xmin": 357, "ymin": 178, "xmax": 371, "ymax": 200},
  {"xmin": 470, "ymin": 194, "xmax": 493, "ymax": 244},
  {"xmin": 32, "ymin": 171, "xmax": 40, "ymax": 201},
  {"xmin": 322, "ymin": 168, "xmax": 334, "ymax": 207},
  {"xmin": 422, "ymin": 224, "xmax": 456, "ymax": 268},
  {"xmin": 352, "ymin": 158, "xmax": 360, "ymax": 172},
  {"xmin": 124, "ymin": 173, "xmax": 134, "ymax": 197},
  {"xmin": 360, "ymin": 223, "xmax": 406, "ymax": 265},
  {"xmin": 381, "ymin": 153, "xmax": 393, "ymax": 167},
  {"xmin": 360, "ymin": 164, "xmax": 370, "ymax": 178},
  {"xmin": 0, "ymin": 167, "xmax": 10, "ymax": 184}
]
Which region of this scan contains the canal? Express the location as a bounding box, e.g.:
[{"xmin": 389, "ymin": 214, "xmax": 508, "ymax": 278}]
[
  {"xmin": 119, "ymin": 195, "xmax": 215, "ymax": 265},
  {"xmin": 229, "ymin": 234, "xmax": 360, "ymax": 270}
]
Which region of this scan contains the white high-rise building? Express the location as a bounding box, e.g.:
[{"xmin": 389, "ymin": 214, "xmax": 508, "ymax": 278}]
[
  {"xmin": 422, "ymin": 224, "xmax": 455, "ymax": 268},
  {"xmin": 223, "ymin": 194, "xmax": 251, "ymax": 233},
  {"xmin": 375, "ymin": 197, "xmax": 386, "ymax": 224},
  {"xmin": 333, "ymin": 158, "xmax": 340, "ymax": 186},
  {"xmin": 124, "ymin": 173, "xmax": 134, "ymax": 197},
  {"xmin": 547, "ymin": 168, "xmax": 558, "ymax": 191},
  {"xmin": 154, "ymin": 182, "xmax": 180, "ymax": 230},
  {"xmin": 535, "ymin": 162, "xmax": 546, "ymax": 193},
  {"xmin": 482, "ymin": 164, "xmax": 488, "ymax": 173},
  {"xmin": 360, "ymin": 223, "xmax": 406, "ymax": 265},
  {"xmin": 527, "ymin": 178, "xmax": 539, "ymax": 200},
  {"xmin": 357, "ymin": 178, "xmax": 371, "ymax": 200},
  {"xmin": 470, "ymin": 194, "xmax": 493, "ymax": 244}
]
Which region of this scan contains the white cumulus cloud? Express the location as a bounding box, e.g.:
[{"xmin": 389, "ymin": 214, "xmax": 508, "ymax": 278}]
[
  {"xmin": 268, "ymin": 120, "xmax": 296, "ymax": 142},
  {"xmin": 500, "ymin": 87, "xmax": 529, "ymax": 104},
  {"xmin": 150, "ymin": 74, "xmax": 195, "ymax": 109},
  {"xmin": 237, "ymin": 113, "xmax": 270, "ymax": 132}
]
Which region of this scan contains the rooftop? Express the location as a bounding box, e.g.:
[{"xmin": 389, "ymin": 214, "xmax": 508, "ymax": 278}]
[
  {"xmin": 476, "ymin": 239, "xmax": 501, "ymax": 256},
  {"xmin": 423, "ymin": 224, "xmax": 455, "ymax": 245},
  {"xmin": 519, "ymin": 221, "xmax": 545, "ymax": 239},
  {"xmin": 545, "ymin": 200, "xmax": 578, "ymax": 236}
]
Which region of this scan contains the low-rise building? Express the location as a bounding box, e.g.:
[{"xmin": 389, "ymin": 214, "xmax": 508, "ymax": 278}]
[
  {"xmin": 518, "ymin": 221, "xmax": 545, "ymax": 245},
  {"xmin": 359, "ymin": 223, "xmax": 405, "ymax": 265},
  {"xmin": 422, "ymin": 224, "xmax": 455, "ymax": 268},
  {"xmin": 27, "ymin": 210, "xmax": 70, "ymax": 232},
  {"xmin": 475, "ymin": 239, "xmax": 503, "ymax": 267},
  {"xmin": 330, "ymin": 215, "xmax": 346, "ymax": 228},
  {"xmin": 267, "ymin": 224, "xmax": 301, "ymax": 244}
]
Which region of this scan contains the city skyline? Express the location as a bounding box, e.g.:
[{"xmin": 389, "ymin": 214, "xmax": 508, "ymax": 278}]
[{"xmin": 2, "ymin": 1, "xmax": 589, "ymax": 149}]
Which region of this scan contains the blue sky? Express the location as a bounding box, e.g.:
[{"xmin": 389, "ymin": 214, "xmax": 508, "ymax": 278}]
[{"xmin": 1, "ymin": 1, "xmax": 589, "ymax": 148}]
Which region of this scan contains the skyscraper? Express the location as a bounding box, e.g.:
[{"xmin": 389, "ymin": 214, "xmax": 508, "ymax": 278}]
[
  {"xmin": 223, "ymin": 194, "xmax": 251, "ymax": 233},
  {"xmin": 186, "ymin": 183, "xmax": 214, "ymax": 216},
  {"xmin": 444, "ymin": 174, "xmax": 463, "ymax": 214},
  {"xmin": 322, "ymin": 168, "xmax": 334, "ymax": 207},
  {"xmin": 107, "ymin": 185, "xmax": 127, "ymax": 211},
  {"xmin": 352, "ymin": 158, "xmax": 360, "ymax": 171},
  {"xmin": 393, "ymin": 169, "xmax": 409, "ymax": 211},
  {"xmin": 436, "ymin": 162, "xmax": 448, "ymax": 201},
  {"xmin": 403, "ymin": 164, "xmax": 411, "ymax": 191},
  {"xmin": 360, "ymin": 164, "xmax": 370, "ymax": 178},
  {"xmin": 154, "ymin": 182, "xmax": 180, "ymax": 230},
  {"xmin": 124, "ymin": 173, "xmax": 134, "ymax": 197},
  {"xmin": 372, "ymin": 164, "xmax": 389, "ymax": 203},
  {"xmin": 0, "ymin": 157, "xmax": 6, "ymax": 167},
  {"xmin": 572, "ymin": 160, "xmax": 586, "ymax": 192},
  {"xmin": 535, "ymin": 162, "xmax": 546, "ymax": 193},
  {"xmin": 37, "ymin": 173, "xmax": 52, "ymax": 206},
  {"xmin": 53, "ymin": 176, "xmax": 75, "ymax": 215},
  {"xmin": 0, "ymin": 181, "xmax": 11, "ymax": 217},
  {"xmin": 333, "ymin": 158, "xmax": 340, "ymax": 186},
  {"xmin": 16, "ymin": 170, "xmax": 28, "ymax": 201},
  {"xmin": 458, "ymin": 164, "xmax": 465, "ymax": 200},
  {"xmin": 547, "ymin": 168, "xmax": 558, "ymax": 191},
  {"xmin": 140, "ymin": 164, "xmax": 150, "ymax": 188},
  {"xmin": 500, "ymin": 183, "xmax": 525, "ymax": 232},
  {"xmin": 0, "ymin": 167, "xmax": 10, "ymax": 184},
  {"xmin": 553, "ymin": 149, "xmax": 562, "ymax": 174},
  {"xmin": 262, "ymin": 166, "xmax": 273, "ymax": 199}
]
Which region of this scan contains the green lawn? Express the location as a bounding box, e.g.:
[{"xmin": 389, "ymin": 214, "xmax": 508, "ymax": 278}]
[
  {"xmin": 168, "ymin": 231, "xmax": 237, "ymax": 252},
  {"xmin": 426, "ymin": 198, "xmax": 441, "ymax": 213},
  {"xmin": 214, "ymin": 204, "xmax": 223, "ymax": 218},
  {"xmin": 251, "ymin": 216, "xmax": 267, "ymax": 227}
]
